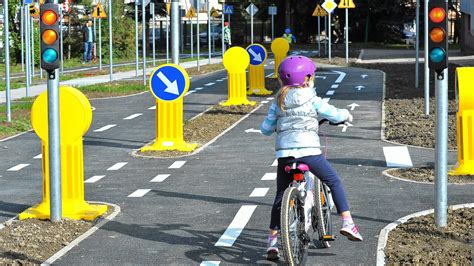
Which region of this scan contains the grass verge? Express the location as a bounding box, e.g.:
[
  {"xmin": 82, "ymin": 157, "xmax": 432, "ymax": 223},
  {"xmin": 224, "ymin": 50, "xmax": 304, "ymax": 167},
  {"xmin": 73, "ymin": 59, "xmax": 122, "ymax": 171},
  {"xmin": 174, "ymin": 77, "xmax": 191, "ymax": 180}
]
[{"xmin": 0, "ymin": 98, "xmax": 34, "ymax": 140}]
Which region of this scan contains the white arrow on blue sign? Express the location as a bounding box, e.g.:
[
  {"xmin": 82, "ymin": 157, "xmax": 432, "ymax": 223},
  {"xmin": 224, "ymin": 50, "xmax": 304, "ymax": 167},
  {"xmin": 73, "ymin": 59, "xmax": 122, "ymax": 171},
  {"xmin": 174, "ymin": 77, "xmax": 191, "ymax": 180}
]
[
  {"xmin": 246, "ymin": 44, "xmax": 267, "ymax": 66},
  {"xmin": 223, "ymin": 5, "xmax": 233, "ymax": 15},
  {"xmin": 150, "ymin": 65, "xmax": 189, "ymax": 101}
]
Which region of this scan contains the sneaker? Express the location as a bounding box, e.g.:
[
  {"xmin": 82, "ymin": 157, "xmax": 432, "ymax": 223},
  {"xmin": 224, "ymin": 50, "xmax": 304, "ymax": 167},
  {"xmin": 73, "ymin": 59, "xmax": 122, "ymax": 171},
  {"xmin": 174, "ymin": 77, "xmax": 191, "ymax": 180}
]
[
  {"xmin": 266, "ymin": 247, "xmax": 280, "ymax": 261},
  {"xmin": 340, "ymin": 223, "xmax": 363, "ymax": 241}
]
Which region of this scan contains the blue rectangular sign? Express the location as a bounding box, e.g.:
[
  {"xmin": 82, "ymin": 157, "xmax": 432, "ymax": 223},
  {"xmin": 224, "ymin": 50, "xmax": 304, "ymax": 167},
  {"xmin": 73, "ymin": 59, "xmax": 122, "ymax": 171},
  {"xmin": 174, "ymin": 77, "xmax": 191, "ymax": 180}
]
[
  {"xmin": 223, "ymin": 5, "xmax": 233, "ymax": 15},
  {"xmin": 24, "ymin": 0, "xmax": 33, "ymax": 4}
]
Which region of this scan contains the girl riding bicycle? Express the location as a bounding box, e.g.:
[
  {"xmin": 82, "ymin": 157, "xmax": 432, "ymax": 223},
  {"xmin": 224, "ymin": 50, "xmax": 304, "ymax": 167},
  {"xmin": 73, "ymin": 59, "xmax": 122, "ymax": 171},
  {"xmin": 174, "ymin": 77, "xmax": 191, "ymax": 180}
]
[{"xmin": 260, "ymin": 56, "xmax": 363, "ymax": 261}]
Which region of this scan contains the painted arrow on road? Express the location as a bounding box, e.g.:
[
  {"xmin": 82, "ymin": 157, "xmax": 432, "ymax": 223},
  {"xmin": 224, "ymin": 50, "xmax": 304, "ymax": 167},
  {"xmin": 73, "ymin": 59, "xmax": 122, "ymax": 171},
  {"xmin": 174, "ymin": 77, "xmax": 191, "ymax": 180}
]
[
  {"xmin": 355, "ymin": 85, "xmax": 365, "ymax": 91},
  {"xmin": 347, "ymin": 103, "xmax": 360, "ymax": 111},
  {"xmin": 157, "ymin": 71, "xmax": 179, "ymax": 95},
  {"xmin": 248, "ymin": 49, "xmax": 263, "ymax": 62},
  {"xmin": 245, "ymin": 128, "xmax": 262, "ymax": 133},
  {"xmin": 338, "ymin": 122, "xmax": 353, "ymax": 133},
  {"xmin": 361, "ymin": 74, "xmax": 368, "ymax": 79}
]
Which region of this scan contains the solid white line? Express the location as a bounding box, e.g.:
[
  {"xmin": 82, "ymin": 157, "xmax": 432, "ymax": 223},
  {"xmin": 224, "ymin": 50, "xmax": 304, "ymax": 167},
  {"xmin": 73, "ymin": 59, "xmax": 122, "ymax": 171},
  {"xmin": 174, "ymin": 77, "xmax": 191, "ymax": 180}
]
[
  {"xmin": 216, "ymin": 79, "xmax": 223, "ymax": 82},
  {"xmin": 185, "ymin": 90, "xmax": 196, "ymax": 96},
  {"xmin": 215, "ymin": 205, "xmax": 258, "ymax": 247},
  {"xmin": 272, "ymin": 159, "xmax": 278, "ymax": 166},
  {"xmin": 261, "ymin": 173, "xmax": 277, "ymax": 181},
  {"xmin": 169, "ymin": 161, "xmax": 186, "ymax": 169},
  {"xmin": 94, "ymin": 124, "xmax": 117, "ymax": 132},
  {"xmin": 148, "ymin": 106, "xmax": 156, "ymax": 110},
  {"xmin": 382, "ymin": 146, "xmax": 413, "ymax": 168},
  {"xmin": 266, "ymin": 97, "xmax": 274, "ymax": 100},
  {"xmin": 150, "ymin": 174, "xmax": 170, "ymax": 182},
  {"xmin": 201, "ymin": 261, "xmax": 221, "ymax": 266},
  {"xmin": 85, "ymin": 175, "xmax": 106, "ymax": 183},
  {"xmin": 326, "ymin": 90, "xmax": 335, "ymax": 96},
  {"xmin": 249, "ymin": 188, "xmax": 270, "ymax": 197},
  {"xmin": 7, "ymin": 164, "xmax": 30, "ymax": 171},
  {"xmin": 261, "ymin": 100, "xmax": 269, "ymax": 104},
  {"xmin": 322, "ymin": 98, "xmax": 330, "ymax": 103},
  {"xmin": 127, "ymin": 189, "xmax": 152, "ymax": 198},
  {"xmin": 333, "ymin": 70, "xmax": 347, "ymax": 83},
  {"xmin": 123, "ymin": 113, "xmax": 143, "ymax": 120},
  {"xmin": 205, "ymin": 82, "xmax": 215, "ymax": 86},
  {"xmin": 34, "ymin": 154, "xmax": 42, "ymax": 159},
  {"xmin": 195, "ymin": 87, "xmax": 204, "ymax": 90},
  {"xmin": 331, "ymin": 84, "xmax": 339, "ymax": 89},
  {"xmin": 107, "ymin": 162, "xmax": 128, "ymax": 171}
]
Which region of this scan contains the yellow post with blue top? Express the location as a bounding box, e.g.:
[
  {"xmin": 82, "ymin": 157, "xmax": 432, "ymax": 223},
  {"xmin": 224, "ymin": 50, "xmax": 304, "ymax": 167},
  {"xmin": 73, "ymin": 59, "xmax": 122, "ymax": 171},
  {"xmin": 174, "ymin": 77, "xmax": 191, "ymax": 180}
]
[
  {"xmin": 220, "ymin": 47, "xmax": 256, "ymax": 106},
  {"xmin": 20, "ymin": 86, "xmax": 107, "ymax": 221},
  {"xmin": 141, "ymin": 64, "xmax": 198, "ymax": 152},
  {"xmin": 247, "ymin": 44, "xmax": 272, "ymax": 96},
  {"xmin": 271, "ymin": 38, "xmax": 290, "ymax": 78},
  {"xmin": 449, "ymin": 67, "xmax": 474, "ymax": 175}
]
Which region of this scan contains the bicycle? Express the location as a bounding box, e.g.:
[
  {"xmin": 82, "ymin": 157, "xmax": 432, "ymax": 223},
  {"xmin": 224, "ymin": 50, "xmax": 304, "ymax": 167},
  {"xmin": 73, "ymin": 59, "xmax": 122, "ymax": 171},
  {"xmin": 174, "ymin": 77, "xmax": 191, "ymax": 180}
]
[{"xmin": 280, "ymin": 119, "xmax": 346, "ymax": 265}]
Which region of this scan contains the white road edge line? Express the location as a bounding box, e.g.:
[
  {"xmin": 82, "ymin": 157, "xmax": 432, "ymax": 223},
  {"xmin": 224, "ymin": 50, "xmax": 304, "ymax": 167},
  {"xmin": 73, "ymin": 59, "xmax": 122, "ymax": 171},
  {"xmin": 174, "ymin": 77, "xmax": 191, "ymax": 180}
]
[
  {"xmin": 7, "ymin": 164, "xmax": 30, "ymax": 171},
  {"xmin": 94, "ymin": 124, "xmax": 117, "ymax": 132},
  {"xmin": 249, "ymin": 188, "xmax": 270, "ymax": 197},
  {"xmin": 382, "ymin": 146, "xmax": 413, "ymax": 168},
  {"xmin": 85, "ymin": 175, "xmax": 106, "ymax": 183},
  {"xmin": 128, "ymin": 189, "xmax": 152, "ymax": 198},
  {"xmin": 107, "ymin": 162, "xmax": 128, "ymax": 171},
  {"xmin": 150, "ymin": 174, "xmax": 171, "ymax": 182},
  {"xmin": 123, "ymin": 113, "xmax": 143, "ymax": 120},
  {"xmin": 261, "ymin": 173, "xmax": 277, "ymax": 181},
  {"xmin": 169, "ymin": 161, "xmax": 186, "ymax": 169},
  {"xmin": 215, "ymin": 205, "xmax": 258, "ymax": 247}
]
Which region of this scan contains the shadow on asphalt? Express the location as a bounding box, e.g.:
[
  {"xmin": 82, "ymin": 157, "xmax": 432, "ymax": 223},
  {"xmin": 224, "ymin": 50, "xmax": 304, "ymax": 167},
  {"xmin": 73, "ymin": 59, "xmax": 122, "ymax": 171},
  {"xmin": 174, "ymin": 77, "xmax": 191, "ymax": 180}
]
[
  {"xmin": 328, "ymin": 158, "xmax": 386, "ymax": 168},
  {"xmin": 0, "ymin": 201, "xmax": 30, "ymax": 220},
  {"xmin": 83, "ymin": 137, "xmax": 147, "ymax": 150}
]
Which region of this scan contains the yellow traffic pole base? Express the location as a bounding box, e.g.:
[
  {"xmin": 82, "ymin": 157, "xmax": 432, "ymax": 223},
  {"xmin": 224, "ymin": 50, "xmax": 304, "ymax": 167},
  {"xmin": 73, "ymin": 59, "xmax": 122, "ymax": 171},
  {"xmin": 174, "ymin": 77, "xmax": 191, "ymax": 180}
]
[
  {"xmin": 141, "ymin": 140, "xmax": 198, "ymax": 152},
  {"xmin": 247, "ymin": 88, "xmax": 272, "ymax": 96},
  {"xmin": 220, "ymin": 98, "xmax": 256, "ymax": 106},
  {"xmin": 448, "ymin": 164, "xmax": 474, "ymax": 176},
  {"xmin": 19, "ymin": 201, "xmax": 107, "ymax": 221}
]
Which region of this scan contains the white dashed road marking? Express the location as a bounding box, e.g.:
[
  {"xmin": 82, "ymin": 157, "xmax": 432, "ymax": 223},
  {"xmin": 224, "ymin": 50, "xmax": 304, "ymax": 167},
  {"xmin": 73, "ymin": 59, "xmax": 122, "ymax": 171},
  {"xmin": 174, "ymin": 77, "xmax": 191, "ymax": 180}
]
[
  {"xmin": 169, "ymin": 161, "xmax": 186, "ymax": 169},
  {"xmin": 272, "ymin": 159, "xmax": 278, "ymax": 166},
  {"xmin": 123, "ymin": 113, "xmax": 143, "ymax": 120},
  {"xmin": 107, "ymin": 162, "xmax": 128, "ymax": 171},
  {"xmin": 205, "ymin": 82, "xmax": 215, "ymax": 86},
  {"xmin": 200, "ymin": 261, "xmax": 220, "ymax": 266},
  {"xmin": 265, "ymin": 73, "xmax": 274, "ymax": 78},
  {"xmin": 266, "ymin": 97, "xmax": 274, "ymax": 100},
  {"xmin": 326, "ymin": 90, "xmax": 335, "ymax": 96},
  {"xmin": 128, "ymin": 189, "xmax": 152, "ymax": 198},
  {"xmin": 85, "ymin": 175, "xmax": 106, "ymax": 183},
  {"xmin": 94, "ymin": 124, "xmax": 117, "ymax": 132},
  {"xmin": 150, "ymin": 174, "xmax": 171, "ymax": 182},
  {"xmin": 215, "ymin": 205, "xmax": 258, "ymax": 247},
  {"xmin": 148, "ymin": 106, "xmax": 156, "ymax": 110},
  {"xmin": 7, "ymin": 164, "xmax": 30, "ymax": 171},
  {"xmin": 195, "ymin": 87, "xmax": 204, "ymax": 91},
  {"xmin": 383, "ymin": 146, "xmax": 413, "ymax": 168},
  {"xmin": 249, "ymin": 188, "xmax": 270, "ymax": 197},
  {"xmin": 261, "ymin": 100, "xmax": 269, "ymax": 104},
  {"xmin": 185, "ymin": 90, "xmax": 196, "ymax": 96},
  {"xmin": 331, "ymin": 84, "xmax": 339, "ymax": 89},
  {"xmin": 261, "ymin": 173, "xmax": 277, "ymax": 181},
  {"xmin": 34, "ymin": 154, "xmax": 42, "ymax": 159}
]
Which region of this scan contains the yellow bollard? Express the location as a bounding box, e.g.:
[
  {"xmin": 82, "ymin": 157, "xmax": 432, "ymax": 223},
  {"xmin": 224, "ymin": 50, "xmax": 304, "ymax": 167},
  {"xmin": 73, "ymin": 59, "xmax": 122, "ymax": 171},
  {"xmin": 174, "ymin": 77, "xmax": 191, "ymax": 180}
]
[
  {"xmin": 449, "ymin": 67, "xmax": 474, "ymax": 175},
  {"xmin": 247, "ymin": 44, "xmax": 272, "ymax": 96},
  {"xmin": 141, "ymin": 64, "xmax": 198, "ymax": 152},
  {"xmin": 271, "ymin": 38, "xmax": 290, "ymax": 78},
  {"xmin": 20, "ymin": 86, "xmax": 107, "ymax": 221},
  {"xmin": 220, "ymin": 47, "xmax": 256, "ymax": 106}
]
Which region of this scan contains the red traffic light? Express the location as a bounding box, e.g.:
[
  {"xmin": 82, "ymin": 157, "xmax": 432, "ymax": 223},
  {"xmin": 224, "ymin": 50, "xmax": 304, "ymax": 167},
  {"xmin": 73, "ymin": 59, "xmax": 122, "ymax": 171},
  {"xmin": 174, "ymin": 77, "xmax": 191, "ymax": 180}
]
[
  {"xmin": 429, "ymin": 7, "xmax": 446, "ymax": 23},
  {"xmin": 41, "ymin": 10, "xmax": 58, "ymax": 26}
]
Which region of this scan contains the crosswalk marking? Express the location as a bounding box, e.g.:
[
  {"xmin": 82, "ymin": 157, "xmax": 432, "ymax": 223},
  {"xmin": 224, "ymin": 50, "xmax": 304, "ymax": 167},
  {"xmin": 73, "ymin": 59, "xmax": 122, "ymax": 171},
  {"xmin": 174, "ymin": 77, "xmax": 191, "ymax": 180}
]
[
  {"xmin": 383, "ymin": 146, "xmax": 413, "ymax": 168},
  {"xmin": 326, "ymin": 90, "xmax": 335, "ymax": 96},
  {"xmin": 7, "ymin": 164, "xmax": 30, "ymax": 171},
  {"xmin": 200, "ymin": 261, "xmax": 220, "ymax": 266},
  {"xmin": 249, "ymin": 188, "xmax": 270, "ymax": 197},
  {"xmin": 169, "ymin": 161, "xmax": 186, "ymax": 169},
  {"xmin": 85, "ymin": 175, "xmax": 106, "ymax": 183},
  {"xmin": 150, "ymin": 174, "xmax": 170, "ymax": 183},
  {"xmin": 331, "ymin": 84, "xmax": 339, "ymax": 89},
  {"xmin": 215, "ymin": 205, "xmax": 258, "ymax": 247},
  {"xmin": 107, "ymin": 162, "xmax": 128, "ymax": 171},
  {"xmin": 34, "ymin": 154, "xmax": 42, "ymax": 159},
  {"xmin": 94, "ymin": 124, "xmax": 117, "ymax": 132},
  {"xmin": 123, "ymin": 113, "xmax": 143, "ymax": 120},
  {"xmin": 127, "ymin": 189, "xmax": 152, "ymax": 198},
  {"xmin": 261, "ymin": 173, "xmax": 277, "ymax": 181}
]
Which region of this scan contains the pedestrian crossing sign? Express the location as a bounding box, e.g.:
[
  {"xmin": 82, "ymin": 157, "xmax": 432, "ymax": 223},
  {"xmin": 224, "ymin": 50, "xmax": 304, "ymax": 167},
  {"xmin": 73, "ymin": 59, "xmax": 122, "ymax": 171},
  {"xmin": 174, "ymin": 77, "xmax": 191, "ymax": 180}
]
[
  {"xmin": 29, "ymin": 4, "xmax": 39, "ymax": 17},
  {"xmin": 338, "ymin": 0, "xmax": 356, "ymax": 8},
  {"xmin": 312, "ymin": 4, "xmax": 328, "ymax": 16},
  {"xmin": 223, "ymin": 5, "xmax": 233, "ymax": 15},
  {"xmin": 92, "ymin": 3, "xmax": 107, "ymax": 19},
  {"xmin": 185, "ymin": 7, "xmax": 197, "ymax": 18}
]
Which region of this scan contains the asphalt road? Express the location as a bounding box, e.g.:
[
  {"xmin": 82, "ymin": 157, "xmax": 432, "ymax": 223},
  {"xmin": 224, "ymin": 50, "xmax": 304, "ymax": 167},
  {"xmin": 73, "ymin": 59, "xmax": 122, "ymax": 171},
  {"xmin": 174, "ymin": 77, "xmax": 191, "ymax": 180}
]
[{"xmin": 0, "ymin": 61, "xmax": 472, "ymax": 264}]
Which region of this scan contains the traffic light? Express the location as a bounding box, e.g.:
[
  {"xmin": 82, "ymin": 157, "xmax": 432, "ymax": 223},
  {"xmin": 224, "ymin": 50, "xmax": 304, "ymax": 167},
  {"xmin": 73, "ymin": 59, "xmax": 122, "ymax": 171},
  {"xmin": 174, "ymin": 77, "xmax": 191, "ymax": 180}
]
[
  {"xmin": 40, "ymin": 3, "xmax": 60, "ymax": 75},
  {"xmin": 428, "ymin": 0, "xmax": 448, "ymax": 78}
]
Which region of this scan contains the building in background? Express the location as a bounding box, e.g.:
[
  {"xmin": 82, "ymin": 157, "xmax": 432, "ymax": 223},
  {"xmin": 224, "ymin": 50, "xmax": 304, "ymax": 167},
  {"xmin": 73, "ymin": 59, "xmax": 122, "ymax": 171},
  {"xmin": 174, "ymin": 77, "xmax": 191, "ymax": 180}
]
[{"xmin": 460, "ymin": 0, "xmax": 474, "ymax": 53}]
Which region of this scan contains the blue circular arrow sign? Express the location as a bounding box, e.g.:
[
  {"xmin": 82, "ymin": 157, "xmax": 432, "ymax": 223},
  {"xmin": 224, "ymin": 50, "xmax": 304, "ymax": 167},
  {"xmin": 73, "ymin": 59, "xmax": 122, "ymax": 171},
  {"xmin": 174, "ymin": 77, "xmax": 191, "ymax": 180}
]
[
  {"xmin": 149, "ymin": 64, "xmax": 190, "ymax": 101},
  {"xmin": 246, "ymin": 44, "xmax": 267, "ymax": 66}
]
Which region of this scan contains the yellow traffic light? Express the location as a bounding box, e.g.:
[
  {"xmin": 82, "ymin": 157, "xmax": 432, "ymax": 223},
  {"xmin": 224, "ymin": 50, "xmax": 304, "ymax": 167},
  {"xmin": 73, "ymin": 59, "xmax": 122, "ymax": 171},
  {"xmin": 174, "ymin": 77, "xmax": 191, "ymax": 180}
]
[{"xmin": 42, "ymin": 29, "xmax": 57, "ymax": 45}]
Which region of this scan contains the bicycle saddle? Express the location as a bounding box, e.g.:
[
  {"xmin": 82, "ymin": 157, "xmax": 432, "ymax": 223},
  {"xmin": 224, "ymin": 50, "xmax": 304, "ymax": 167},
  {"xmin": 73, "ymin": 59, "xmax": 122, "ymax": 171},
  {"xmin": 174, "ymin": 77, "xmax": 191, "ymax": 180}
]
[{"xmin": 284, "ymin": 162, "xmax": 310, "ymax": 174}]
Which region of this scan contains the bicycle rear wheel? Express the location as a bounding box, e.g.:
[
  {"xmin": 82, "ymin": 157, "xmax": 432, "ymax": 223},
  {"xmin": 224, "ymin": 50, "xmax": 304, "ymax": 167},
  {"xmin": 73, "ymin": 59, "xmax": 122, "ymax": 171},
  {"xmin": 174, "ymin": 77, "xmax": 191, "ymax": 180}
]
[
  {"xmin": 313, "ymin": 179, "xmax": 332, "ymax": 248},
  {"xmin": 281, "ymin": 186, "xmax": 308, "ymax": 266}
]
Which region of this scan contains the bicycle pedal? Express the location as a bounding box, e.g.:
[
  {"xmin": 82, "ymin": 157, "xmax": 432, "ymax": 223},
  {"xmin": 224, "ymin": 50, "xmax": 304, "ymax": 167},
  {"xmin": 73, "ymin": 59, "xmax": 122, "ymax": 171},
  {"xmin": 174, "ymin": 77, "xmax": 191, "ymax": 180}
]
[{"xmin": 321, "ymin": 235, "xmax": 336, "ymax": 241}]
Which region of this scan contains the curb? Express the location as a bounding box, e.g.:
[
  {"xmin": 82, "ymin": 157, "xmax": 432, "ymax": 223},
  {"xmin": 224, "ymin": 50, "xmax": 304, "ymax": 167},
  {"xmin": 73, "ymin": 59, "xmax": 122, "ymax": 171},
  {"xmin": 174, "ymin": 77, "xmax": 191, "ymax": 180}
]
[
  {"xmin": 356, "ymin": 49, "xmax": 365, "ymax": 63},
  {"xmin": 131, "ymin": 103, "xmax": 264, "ymax": 159},
  {"xmin": 376, "ymin": 203, "xmax": 474, "ymax": 266},
  {"xmin": 42, "ymin": 202, "xmax": 121, "ymax": 265},
  {"xmin": 382, "ymin": 168, "xmax": 474, "ymax": 185}
]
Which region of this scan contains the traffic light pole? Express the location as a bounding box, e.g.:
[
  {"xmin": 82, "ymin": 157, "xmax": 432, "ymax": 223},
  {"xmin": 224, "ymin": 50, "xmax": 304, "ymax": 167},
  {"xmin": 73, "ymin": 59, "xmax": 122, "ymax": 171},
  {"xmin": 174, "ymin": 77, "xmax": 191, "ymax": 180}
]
[
  {"xmin": 142, "ymin": 0, "xmax": 146, "ymax": 85},
  {"xmin": 4, "ymin": 0, "xmax": 11, "ymax": 123},
  {"xmin": 424, "ymin": 0, "xmax": 430, "ymax": 116},
  {"xmin": 171, "ymin": 0, "xmax": 179, "ymax": 64},
  {"xmin": 435, "ymin": 68, "xmax": 448, "ymax": 227},
  {"xmin": 60, "ymin": 9, "xmax": 63, "ymax": 74}
]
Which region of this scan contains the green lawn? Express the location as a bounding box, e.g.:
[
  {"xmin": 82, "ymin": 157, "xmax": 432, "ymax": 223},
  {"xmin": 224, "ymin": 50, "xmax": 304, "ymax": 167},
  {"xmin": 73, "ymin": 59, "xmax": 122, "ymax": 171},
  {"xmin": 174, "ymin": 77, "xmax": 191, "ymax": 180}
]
[{"xmin": 0, "ymin": 98, "xmax": 34, "ymax": 140}]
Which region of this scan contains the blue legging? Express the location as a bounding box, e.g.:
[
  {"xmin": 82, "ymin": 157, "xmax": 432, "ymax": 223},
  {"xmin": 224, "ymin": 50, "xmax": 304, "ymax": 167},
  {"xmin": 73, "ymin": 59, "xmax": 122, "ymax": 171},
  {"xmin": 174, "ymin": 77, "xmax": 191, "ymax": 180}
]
[
  {"xmin": 269, "ymin": 155, "xmax": 350, "ymax": 230},
  {"xmin": 83, "ymin": 42, "xmax": 93, "ymax": 63}
]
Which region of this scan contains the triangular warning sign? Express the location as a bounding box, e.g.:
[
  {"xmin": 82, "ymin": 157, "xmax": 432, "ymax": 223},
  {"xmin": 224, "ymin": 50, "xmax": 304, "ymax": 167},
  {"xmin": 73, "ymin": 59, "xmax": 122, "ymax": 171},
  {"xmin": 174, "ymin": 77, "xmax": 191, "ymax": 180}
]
[
  {"xmin": 29, "ymin": 4, "xmax": 39, "ymax": 17},
  {"xmin": 166, "ymin": 3, "xmax": 171, "ymax": 16},
  {"xmin": 92, "ymin": 3, "xmax": 107, "ymax": 19},
  {"xmin": 185, "ymin": 7, "xmax": 197, "ymax": 18},
  {"xmin": 312, "ymin": 5, "xmax": 328, "ymax": 16},
  {"xmin": 210, "ymin": 7, "xmax": 220, "ymax": 18},
  {"xmin": 338, "ymin": 0, "xmax": 356, "ymax": 9}
]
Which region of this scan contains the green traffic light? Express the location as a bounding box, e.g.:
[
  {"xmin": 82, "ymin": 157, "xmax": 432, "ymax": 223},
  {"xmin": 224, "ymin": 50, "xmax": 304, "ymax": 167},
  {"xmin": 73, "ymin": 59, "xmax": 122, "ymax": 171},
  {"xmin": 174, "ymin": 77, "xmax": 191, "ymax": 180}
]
[
  {"xmin": 42, "ymin": 48, "xmax": 58, "ymax": 63},
  {"xmin": 430, "ymin": 48, "xmax": 445, "ymax": 63}
]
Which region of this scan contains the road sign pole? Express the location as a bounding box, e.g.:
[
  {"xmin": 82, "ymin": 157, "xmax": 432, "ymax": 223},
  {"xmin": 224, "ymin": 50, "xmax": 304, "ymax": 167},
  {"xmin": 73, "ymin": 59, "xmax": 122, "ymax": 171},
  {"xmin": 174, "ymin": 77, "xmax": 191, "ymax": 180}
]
[
  {"xmin": 25, "ymin": 6, "xmax": 30, "ymax": 97},
  {"xmin": 166, "ymin": 13, "xmax": 169, "ymax": 63},
  {"xmin": 190, "ymin": 15, "xmax": 194, "ymax": 59},
  {"xmin": 250, "ymin": 4, "xmax": 254, "ymax": 44},
  {"xmin": 31, "ymin": 16, "xmax": 35, "ymax": 78},
  {"xmin": 345, "ymin": 9, "xmax": 348, "ymax": 64},
  {"xmin": 424, "ymin": 0, "xmax": 429, "ymax": 116},
  {"xmin": 171, "ymin": 0, "xmax": 179, "ymax": 64},
  {"xmin": 207, "ymin": 0, "xmax": 211, "ymax": 64},
  {"xmin": 134, "ymin": 2, "xmax": 138, "ymax": 76},
  {"xmin": 271, "ymin": 14, "xmax": 274, "ymax": 40},
  {"xmin": 60, "ymin": 9, "xmax": 64, "ymax": 74},
  {"xmin": 142, "ymin": 0, "xmax": 146, "ymax": 85},
  {"xmin": 328, "ymin": 12, "xmax": 332, "ymax": 61},
  {"xmin": 21, "ymin": 6, "xmax": 25, "ymax": 72},
  {"xmin": 108, "ymin": 0, "xmax": 113, "ymax": 81},
  {"xmin": 152, "ymin": 2, "xmax": 156, "ymax": 66},
  {"xmin": 221, "ymin": 9, "xmax": 224, "ymax": 56},
  {"xmin": 317, "ymin": 16, "xmax": 321, "ymax": 57},
  {"xmin": 4, "ymin": 0, "xmax": 11, "ymax": 122},
  {"xmin": 197, "ymin": 0, "xmax": 200, "ymax": 70},
  {"xmin": 415, "ymin": 0, "xmax": 420, "ymax": 89},
  {"xmin": 99, "ymin": 17, "xmax": 102, "ymax": 70},
  {"xmin": 435, "ymin": 68, "xmax": 448, "ymax": 227},
  {"xmin": 324, "ymin": 15, "xmax": 327, "ymax": 55}
]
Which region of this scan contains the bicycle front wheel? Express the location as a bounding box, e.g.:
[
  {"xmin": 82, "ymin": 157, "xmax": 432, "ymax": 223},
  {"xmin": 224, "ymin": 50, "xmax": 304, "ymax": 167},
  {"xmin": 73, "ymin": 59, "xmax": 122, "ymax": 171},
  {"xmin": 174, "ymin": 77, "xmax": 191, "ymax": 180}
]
[
  {"xmin": 313, "ymin": 179, "xmax": 332, "ymax": 248},
  {"xmin": 281, "ymin": 186, "xmax": 308, "ymax": 266}
]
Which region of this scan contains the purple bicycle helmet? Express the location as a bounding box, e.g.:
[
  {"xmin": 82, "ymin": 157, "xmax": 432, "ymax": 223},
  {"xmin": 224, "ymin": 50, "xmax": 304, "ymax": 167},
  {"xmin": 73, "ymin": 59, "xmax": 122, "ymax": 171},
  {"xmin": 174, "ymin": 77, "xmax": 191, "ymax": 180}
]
[{"xmin": 278, "ymin": 56, "xmax": 317, "ymax": 87}]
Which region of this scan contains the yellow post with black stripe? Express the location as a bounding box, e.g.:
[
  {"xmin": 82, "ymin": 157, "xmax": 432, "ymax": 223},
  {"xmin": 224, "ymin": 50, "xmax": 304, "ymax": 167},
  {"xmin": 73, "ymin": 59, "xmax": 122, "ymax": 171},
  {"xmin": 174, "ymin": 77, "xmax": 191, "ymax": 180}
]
[
  {"xmin": 20, "ymin": 86, "xmax": 107, "ymax": 221},
  {"xmin": 247, "ymin": 44, "xmax": 272, "ymax": 96},
  {"xmin": 271, "ymin": 38, "xmax": 290, "ymax": 78},
  {"xmin": 221, "ymin": 47, "xmax": 256, "ymax": 106},
  {"xmin": 141, "ymin": 64, "xmax": 197, "ymax": 152},
  {"xmin": 449, "ymin": 67, "xmax": 474, "ymax": 175}
]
